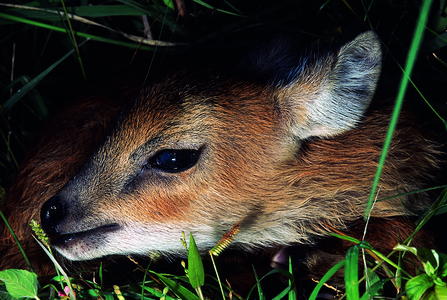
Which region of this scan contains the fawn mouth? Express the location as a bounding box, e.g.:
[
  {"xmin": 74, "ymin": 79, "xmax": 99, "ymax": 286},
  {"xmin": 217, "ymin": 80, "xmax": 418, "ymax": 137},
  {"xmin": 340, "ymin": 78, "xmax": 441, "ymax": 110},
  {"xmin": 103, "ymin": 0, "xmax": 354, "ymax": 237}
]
[{"xmin": 51, "ymin": 223, "xmax": 121, "ymax": 247}]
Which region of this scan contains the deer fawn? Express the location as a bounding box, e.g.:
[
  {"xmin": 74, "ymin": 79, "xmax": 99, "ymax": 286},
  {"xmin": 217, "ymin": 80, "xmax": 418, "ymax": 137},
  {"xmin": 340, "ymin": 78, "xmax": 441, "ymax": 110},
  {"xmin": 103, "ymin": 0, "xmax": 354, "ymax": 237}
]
[{"xmin": 1, "ymin": 31, "xmax": 445, "ymax": 296}]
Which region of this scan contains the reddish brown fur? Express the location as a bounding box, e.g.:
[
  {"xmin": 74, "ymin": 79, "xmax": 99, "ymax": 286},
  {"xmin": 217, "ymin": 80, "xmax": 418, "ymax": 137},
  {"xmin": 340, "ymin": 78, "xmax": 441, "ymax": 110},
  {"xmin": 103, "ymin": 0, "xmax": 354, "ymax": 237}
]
[
  {"xmin": 0, "ymin": 32, "xmax": 445, "ymax": 297},
  {"xmin": 288, "ymin": 104, "xmax": 442, "ymax": 217},
  {"xmin": 0, "ymin": 82, "xmax": 137, "ymax": 274},
  {"xmin": 1, "ymin": 80, "xmax": 444, "ymax": 274}
]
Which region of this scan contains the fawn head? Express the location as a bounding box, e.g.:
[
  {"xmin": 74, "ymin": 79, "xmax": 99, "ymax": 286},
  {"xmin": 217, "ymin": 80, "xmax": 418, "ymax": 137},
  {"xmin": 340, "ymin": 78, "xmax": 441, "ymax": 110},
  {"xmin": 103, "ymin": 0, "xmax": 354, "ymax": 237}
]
[{"xmin": 41, "ymin": 31, "xmax": 382, "ymax": 261}]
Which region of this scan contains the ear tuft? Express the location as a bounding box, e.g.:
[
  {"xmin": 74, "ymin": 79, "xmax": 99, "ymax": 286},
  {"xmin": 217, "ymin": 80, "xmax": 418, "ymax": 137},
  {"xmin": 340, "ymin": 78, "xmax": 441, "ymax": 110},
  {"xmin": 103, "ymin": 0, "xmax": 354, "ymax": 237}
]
[{"xmin": 275, "ymin": 31, "xmax": 382, "ymax": 139}]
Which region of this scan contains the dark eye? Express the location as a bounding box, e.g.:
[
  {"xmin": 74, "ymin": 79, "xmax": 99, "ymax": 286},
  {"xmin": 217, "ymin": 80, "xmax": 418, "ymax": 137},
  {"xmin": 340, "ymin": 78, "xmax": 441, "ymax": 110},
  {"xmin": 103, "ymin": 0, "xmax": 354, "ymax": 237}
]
[{"xmin": 149, "ymin": 149, "xmax": 200, "ymax": 173}]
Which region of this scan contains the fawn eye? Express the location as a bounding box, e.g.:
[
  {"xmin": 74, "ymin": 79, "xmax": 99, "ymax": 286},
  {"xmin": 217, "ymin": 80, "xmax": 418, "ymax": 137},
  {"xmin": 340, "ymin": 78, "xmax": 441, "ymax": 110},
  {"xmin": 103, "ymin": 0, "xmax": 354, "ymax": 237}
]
[{"xmin": 149, "ymin": 149, "xmax": 200, "ymax": 173}]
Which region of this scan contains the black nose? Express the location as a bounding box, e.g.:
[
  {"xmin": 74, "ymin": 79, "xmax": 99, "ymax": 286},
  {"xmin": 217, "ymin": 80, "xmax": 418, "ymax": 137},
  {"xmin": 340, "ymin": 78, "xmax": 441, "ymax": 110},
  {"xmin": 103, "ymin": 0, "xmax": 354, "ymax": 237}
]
[{"xmin": 40, "ymin": 195, "xmax": 66, "ymax": 235}]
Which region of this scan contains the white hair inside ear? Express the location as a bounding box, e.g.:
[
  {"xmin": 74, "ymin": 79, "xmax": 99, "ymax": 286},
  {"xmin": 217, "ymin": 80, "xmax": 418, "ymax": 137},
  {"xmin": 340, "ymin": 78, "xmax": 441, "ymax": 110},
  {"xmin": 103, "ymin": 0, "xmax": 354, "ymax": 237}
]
[{"xmin": 275, "ymin": 31, "xmax": 382, "ymax": 139}]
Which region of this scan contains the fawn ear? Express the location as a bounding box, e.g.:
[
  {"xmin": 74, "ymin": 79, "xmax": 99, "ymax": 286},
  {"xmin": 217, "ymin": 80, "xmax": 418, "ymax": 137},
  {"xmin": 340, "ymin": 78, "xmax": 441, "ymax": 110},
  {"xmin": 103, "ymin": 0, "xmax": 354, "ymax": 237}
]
[{"xmin": 273, "ymin": 31, "xmax": 382, "ymax": 139}]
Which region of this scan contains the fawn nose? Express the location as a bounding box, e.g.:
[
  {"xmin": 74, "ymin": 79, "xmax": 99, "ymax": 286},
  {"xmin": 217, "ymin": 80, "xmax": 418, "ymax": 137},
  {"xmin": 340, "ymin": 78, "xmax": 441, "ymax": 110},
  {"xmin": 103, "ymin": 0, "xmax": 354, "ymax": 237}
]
[{"xmin": 41, "ymin": 195, "xmax": 66, "ymax": 235}]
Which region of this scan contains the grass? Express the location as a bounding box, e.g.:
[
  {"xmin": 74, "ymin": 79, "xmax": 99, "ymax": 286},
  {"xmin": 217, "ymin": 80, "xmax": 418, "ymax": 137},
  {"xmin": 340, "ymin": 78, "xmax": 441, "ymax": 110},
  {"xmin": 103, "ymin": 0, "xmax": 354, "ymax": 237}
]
[{"xmin": 1, "ymin": 0, "xmax": 447, "ymax": 299}]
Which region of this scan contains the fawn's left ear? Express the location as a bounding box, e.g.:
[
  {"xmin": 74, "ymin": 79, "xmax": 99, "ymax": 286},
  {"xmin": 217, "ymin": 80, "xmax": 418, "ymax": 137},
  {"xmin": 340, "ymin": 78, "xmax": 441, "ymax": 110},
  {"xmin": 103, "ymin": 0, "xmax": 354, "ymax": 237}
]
[{"xmin": 274, "ymin": 31, "xmax": 382, "ymax": 139}]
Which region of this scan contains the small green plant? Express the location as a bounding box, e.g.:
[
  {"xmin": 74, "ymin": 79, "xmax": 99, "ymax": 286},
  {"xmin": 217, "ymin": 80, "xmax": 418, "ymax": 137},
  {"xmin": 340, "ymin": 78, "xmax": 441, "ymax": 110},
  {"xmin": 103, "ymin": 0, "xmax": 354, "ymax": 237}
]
[
  {"xmin": 0, "ymin": 269, "xmax": 39, "ymax": 300},
  {"xmin": 394, "ymin": 245, "xmax": 447, "ymax": 300},
  {"xmin": 0, "ymin": 220, "xmax": 78, "ymax": 300},
  {"xmin": 180, "ymin": 232, "xmax": 205, "ymax": 300}
]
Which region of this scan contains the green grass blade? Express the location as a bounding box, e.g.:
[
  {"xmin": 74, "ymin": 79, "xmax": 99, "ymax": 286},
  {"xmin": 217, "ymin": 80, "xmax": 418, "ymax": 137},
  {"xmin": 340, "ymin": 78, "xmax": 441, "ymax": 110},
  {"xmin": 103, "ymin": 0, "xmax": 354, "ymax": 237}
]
[
  {"xmin": 375, "ymin": 185, "xmax": 447, "ymax": 204},
  {"xmin": 360, "ymin": 275, "xmax": 387, "ymax": 300},
  {"xmin": 251, "ymin": 266, "xmax": 265, "ymax": 300},
  {"xmin": 0, "ymin": 209, "xmax": 33, "ymax": 272},
  {"xmin": 1, "ymin": 46, "xmax": 76, "ymax": 112},
  {"xmin": 58, "ymin": 0, "xmax": 86, "ymax": 78},
  {"xmin": 208, "ymin": 254, "xmax": 226, "ymax": 300},
  {"xmin": 245, "ymin": 268, "xmax": 294, "ymax": 300},
  {"xmin": 404, "ymin": 187, "xmax": 447, "ymax": 243},
  {"xmin": 0, "ymin": 129, "xmax": 18, "ymax": 168},
  {"xmin": 288, "ymin": 256, "xmax": 296, "ymax": 300},
  {"xmin": 268, "ymin": 270, "xmax": 294, "ymax": 299},
  {"xmin": 151, "ymin": 273, "xmax": 200, "ymax": 300},
  {"xmin": 328, "ymin": 233, "xmax": 361, "ymax": 244},
  {"xmin": 192, "ymin": 0, "xmax": 244, "ymax": 17},
  {"xmin": 0, "ymin": 12, "xmax": 180, "ymax": 48},
  {"xmin": 115, "ymin": 0, "xmax": 187, "ymax": 34},
  {"xmin": 345, "ymin": 244, "xmax": 360, "ymax": 300},
  {"xmin": 140, "ymin": 284, "xmax": 177, "ymax": 299},
  {"xmin": 377, "ymin": 40, "xmax": 445, "ymax": 125},
  {"xmin": 187, "ymin": 233, "xmax": 204, "ymax": 290},
  {"xmin": 365, "ymin": 0, "xmax": 434, "ymax": 219},
  {"xmin": 33, "ymin": 237, "xmax": 75, "ymax": 299},
  {"xmin": 308, "ymin": 260, "xmax": 345, "ymax": 300},
  {"xmin": 1, "ymin": 3, "xmax": 151, "ymax": 20}
]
